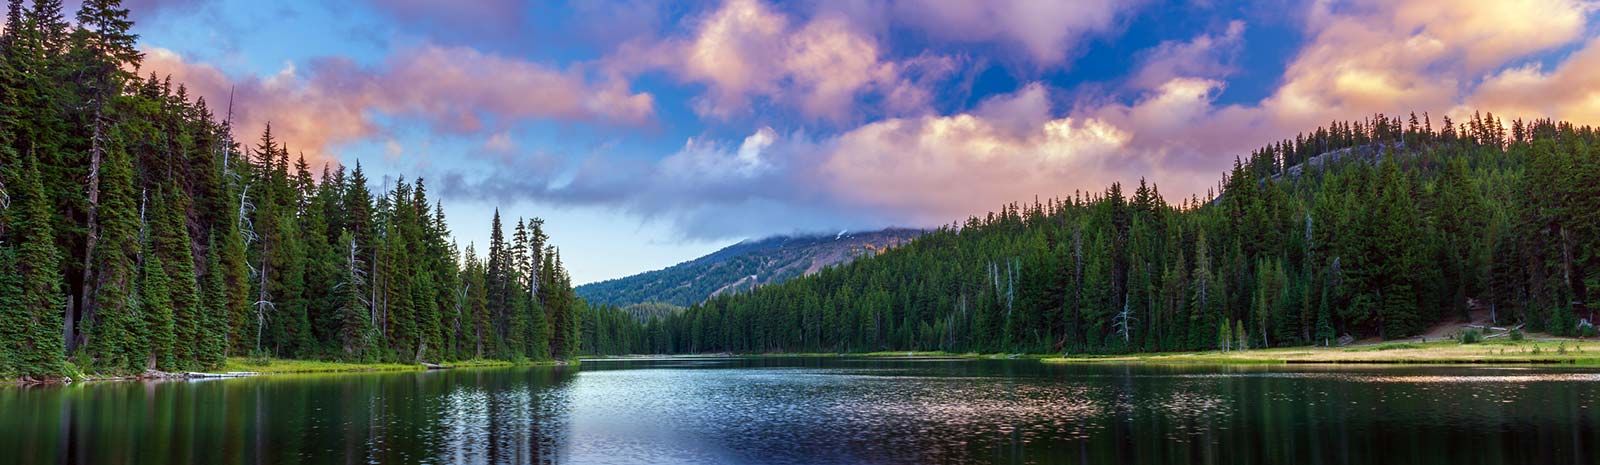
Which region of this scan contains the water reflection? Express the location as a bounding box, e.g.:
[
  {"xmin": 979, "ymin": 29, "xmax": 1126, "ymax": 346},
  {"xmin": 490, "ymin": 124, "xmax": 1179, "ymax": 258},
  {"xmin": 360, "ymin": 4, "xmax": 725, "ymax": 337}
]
[
  {"xmin": 1, "ymin": 359, "xmax": 1597, "ymax": 464},
  {"xmin": 0, "ymin": 367, "xmax": 578, "ymax": 465}
]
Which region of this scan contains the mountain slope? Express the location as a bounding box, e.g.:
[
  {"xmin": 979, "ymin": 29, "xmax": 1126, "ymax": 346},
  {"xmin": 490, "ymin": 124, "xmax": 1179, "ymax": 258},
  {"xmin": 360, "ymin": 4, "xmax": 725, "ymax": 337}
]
[{"xmin": 577, "ymin": 228, "xmax": 925, "ymax": 307}]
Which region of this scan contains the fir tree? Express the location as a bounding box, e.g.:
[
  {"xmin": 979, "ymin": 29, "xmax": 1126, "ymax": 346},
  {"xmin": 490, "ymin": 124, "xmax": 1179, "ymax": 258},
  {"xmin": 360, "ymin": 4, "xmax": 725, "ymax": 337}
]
[
  {"xmin": 139, "ymin": 235, "xmax": 174, "ymax": 371},
  {"xmin": 0, "ymin": 156, "xmax": 67, "ymax": 379}
]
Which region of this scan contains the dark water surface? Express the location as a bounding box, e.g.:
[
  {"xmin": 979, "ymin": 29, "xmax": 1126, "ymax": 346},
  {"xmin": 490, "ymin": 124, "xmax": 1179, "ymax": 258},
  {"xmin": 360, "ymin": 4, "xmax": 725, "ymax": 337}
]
[{"xmin": 3, "ymin": 357, "xmax": 1599, "ymax": 464}]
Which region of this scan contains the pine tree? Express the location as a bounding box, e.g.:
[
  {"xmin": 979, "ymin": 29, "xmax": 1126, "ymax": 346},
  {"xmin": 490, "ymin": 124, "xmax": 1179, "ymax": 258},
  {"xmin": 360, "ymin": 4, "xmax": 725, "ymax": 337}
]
[
  {"xmin": 83, "ymin": 143, "xmax": 142, "ymax": 372},
  {"xmin": 197, "ymin": 234, "xmax": 228, "ymax": 368},
  {"xmin": 0, "ymin": 156, "xmax": 67, "ymax": 378},
  {"xmin": 334, "ymin": 232, "xmax": 372, "ymax": 359},
  {"xmin": 151, "ymin": 189, "xmax": 202, "ymax": 369},
  {"xmin": 71, "ymin": 0, "xmax": 142, "ymax": 357},
  {"xmin": 139, "ymin": 235, "xmax": 175, "ymax": 371}
]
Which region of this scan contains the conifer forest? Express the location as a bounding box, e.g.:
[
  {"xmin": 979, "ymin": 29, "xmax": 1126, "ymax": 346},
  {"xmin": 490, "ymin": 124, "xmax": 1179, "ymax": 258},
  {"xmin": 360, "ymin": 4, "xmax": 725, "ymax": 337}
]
[{"xmin": 0, "ymin": 0, "xmax": 626, "ymax": 380}]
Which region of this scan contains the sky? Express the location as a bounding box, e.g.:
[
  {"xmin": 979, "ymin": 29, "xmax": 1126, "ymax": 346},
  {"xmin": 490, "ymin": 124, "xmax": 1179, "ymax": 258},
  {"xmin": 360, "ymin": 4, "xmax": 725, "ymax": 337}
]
[{"xmin": 113, "ymin": 0, "xmax": 1600, "ymax": 284}]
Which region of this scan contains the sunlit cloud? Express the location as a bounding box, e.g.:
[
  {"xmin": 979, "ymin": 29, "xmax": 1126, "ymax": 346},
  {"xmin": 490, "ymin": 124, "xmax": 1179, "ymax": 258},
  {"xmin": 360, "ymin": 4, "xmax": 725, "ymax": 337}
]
[
  {"xmin": 1262, "ymin": 0, "xmax": 1595, "ymax": 127},
  {"xmin": 142, "ymin": 44, "xmax": 654, "ymax": 166},
  {"xmin": 1463, "ymin": 37, "xmax": 1600, "ymax": 124},
  {"xmin": 603, "ymin": 0, "xmax": 957, "ymax": 122}
]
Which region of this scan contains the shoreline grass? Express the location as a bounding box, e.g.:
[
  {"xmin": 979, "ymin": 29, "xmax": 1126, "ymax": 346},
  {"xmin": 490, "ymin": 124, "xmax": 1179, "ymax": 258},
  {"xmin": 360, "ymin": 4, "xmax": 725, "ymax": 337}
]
[
  {"xmin": 220, "ymin": 358, "xmax": 429, "ymax": 374},
  {"xmin": 1, "ymin": 358, "xmax": 575, "ymax": 385},
  {"xmin": 1040, "ymin": 339, "xmax": 1600, "ymax": 365},
  {"xmin": 585, "ymin": 351, "xmax": 1055, "ymax": 360},
  {"xmin": 221, "ymin": 357, "xmax": 574, "ymax": 374},
  {"xmin": 589, "ymin": 339, "xmax": 1600, "ymax": 366},
  {"xmin": 15, "ymin": 340, "xmax": 1595, "ymax": 384}
]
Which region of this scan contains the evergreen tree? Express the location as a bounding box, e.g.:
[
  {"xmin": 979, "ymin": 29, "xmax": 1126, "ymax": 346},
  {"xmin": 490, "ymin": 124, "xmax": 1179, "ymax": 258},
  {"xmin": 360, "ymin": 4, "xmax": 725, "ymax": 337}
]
[
  {"xmin": 82, "ymin": 140, "xmax": 142, "ymax": 372},
  {"xmin": 197, "ymin": 234, "xmax": 228, "ymax": 367},
  {"xmin": 151, "ymin": 189, "xmax": 202, "ymax": 369},
  {"xmin": 139, "ymin": 235, "xmax": 174, "ymax": 370},
  {"xmin": 0, "ymin": 156, "xmax": 66, "ymax": 379},
  {"xmin": 333, "ymin": 232, "xmax": 372, "ymax": 359}
]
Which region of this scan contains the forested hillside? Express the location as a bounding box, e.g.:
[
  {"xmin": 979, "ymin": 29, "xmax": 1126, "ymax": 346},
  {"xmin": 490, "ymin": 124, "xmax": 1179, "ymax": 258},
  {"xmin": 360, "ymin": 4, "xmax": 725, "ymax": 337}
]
[
  {"xmin": 577, "ymin": 228, "xmax": 923, "ymax": 307},
  {"xmin": 630, "ymin": 113, "xmax": 1599, "ymax": 355},
  {"xmin": 0, "ymin": 0, "xmax": 629, "ymax": 380}
]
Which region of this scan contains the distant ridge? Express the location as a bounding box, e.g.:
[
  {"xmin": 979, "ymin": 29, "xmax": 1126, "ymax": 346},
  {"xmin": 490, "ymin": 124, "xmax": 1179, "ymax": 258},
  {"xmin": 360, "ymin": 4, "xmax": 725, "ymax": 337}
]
[{"xmin": 577, "ymin": 228, "xmax": 925, "ymax": 307}]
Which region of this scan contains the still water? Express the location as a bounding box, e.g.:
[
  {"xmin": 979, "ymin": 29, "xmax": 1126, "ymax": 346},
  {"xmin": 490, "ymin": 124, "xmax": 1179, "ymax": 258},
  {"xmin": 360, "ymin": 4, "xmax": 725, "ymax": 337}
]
[{"xmin": 2, "ymin": 357, "xmax": 1598, "ymax": 464}]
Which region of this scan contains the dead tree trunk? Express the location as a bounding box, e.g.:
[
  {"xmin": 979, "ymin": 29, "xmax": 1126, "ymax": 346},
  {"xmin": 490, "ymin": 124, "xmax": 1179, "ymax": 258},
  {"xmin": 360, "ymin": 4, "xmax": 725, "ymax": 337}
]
[{"xmin": 71, "ymin": 105, "xmax": 106, "ymax": 352}]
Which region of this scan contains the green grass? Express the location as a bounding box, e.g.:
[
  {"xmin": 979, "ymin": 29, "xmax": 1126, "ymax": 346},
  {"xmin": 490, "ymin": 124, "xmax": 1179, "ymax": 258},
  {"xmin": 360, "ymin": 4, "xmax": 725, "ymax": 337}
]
[
  {"xmin": 221, "ymin": 358, "xmax": 426, "ymax": 374},
  {"xmin": 219, "ymin": 357, "xmax": 575, "ymax": 374},
  {"xmin": 1040, "ymin": 339, "xmax": 1600, "ymax": 365},
  {"xmin": 739, "ymin": 351, "xmax": 1004, "ymax": 359},
  {"xmin": 593, "ymin": 351, "xmax": 1057, "ymax": 360},
  {"xmin": 1349, "ymin": 342, "xmax": 1424, "ymax": 351}
]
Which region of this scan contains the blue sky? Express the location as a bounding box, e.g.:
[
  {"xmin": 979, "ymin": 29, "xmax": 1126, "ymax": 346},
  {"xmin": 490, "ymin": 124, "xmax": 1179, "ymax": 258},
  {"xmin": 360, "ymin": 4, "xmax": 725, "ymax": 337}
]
[{"xmin": 122, "ymin": 0, "xmax": 1600, "ymax": 283}]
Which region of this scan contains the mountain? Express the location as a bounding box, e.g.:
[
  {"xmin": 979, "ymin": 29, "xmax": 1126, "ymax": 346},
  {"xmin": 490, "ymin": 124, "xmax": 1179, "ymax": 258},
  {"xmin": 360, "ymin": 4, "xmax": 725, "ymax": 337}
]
[{"xmin": 577, "ymin": 228, "xmax": 926, "ymax": 307}]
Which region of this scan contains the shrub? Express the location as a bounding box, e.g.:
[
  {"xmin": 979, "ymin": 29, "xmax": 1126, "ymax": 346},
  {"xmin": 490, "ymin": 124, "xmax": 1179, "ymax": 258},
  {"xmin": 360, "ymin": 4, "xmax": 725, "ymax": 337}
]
[
  {"xmin": 247, "ymin": 349, "xmax": 272, "ymax": 366},
  {"xmin": 1509, "ymin": 329, "xmax": 1525, "ymax": 341},
  {"xmin": 1460, "ymin": 329, "xmax": 1483, "ymax": 344}
]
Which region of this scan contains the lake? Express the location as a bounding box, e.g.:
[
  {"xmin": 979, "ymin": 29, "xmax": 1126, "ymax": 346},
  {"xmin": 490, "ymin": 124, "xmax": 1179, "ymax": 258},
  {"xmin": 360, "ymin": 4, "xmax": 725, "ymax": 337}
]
[{"xmin": 2, "ymin": 357, "xmax": 1598, "ymax": 464}]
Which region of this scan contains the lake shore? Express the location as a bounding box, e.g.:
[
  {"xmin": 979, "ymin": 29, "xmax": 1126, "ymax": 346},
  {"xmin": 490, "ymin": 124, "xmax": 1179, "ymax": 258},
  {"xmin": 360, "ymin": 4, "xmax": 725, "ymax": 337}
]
[
  {"xmin": 589, "ymin": 339, "xmax": 1600, "ymax": 366},
  {"xmin": 587, "ymin": 351, "xmax": 1051, "ymax": 360},
  {"xmin": 1, "ymin": 358, "xmax": 576, "ymax": 385},
  {"xmin": 16, "ymin": 340, "xmax": 1599, "ymax": 384},
  {"xmin": 1041, "ymin": 339, "xmax": 1600, "ymax": 365}
]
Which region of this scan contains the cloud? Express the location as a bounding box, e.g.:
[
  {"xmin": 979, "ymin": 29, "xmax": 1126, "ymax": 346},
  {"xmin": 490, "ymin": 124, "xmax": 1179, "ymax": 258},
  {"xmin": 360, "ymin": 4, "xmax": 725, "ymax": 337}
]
[
  {"xmin": 1129, "ymin": 20, "xmax": 1246, "ymax": 90},
  {"xmin": 142, "ymin": 48, "xmax": 376, "ymax": 166},
  {"xmin": 819, "ymin": 84, "xmax": 1127, "ymax": 224},
  {"xmin": 438, "ymin": 125, "xmax": 859, "ymax": 239},
  {"xmin": 436, "ymin": 0, "xmax": 1600, "ymax": 242},
  {"xmin": 438, "ymin": 79, "xmax": 1237, "ymax": 238},
  {"xmin": 141, "ymin": 44, "xmax": 654, "ymax": 165},
  {"xmin": 1262, "ymin": 0, "xmax": 1594, "ymax": 127},
  {"xmin": 890, "ymin": 0, "xmax": 1140, "ymax": 67},
  {"xmin": 605, "ymin": 0, "xmax": 956, "ymax": 122},
  {"xmin": 1464, "ymin": 36, "xmax": 1600, "ymax": 125},
  {"xmin": 814, "ymin": 78, "xmax": 1252, "ymax": 225}
]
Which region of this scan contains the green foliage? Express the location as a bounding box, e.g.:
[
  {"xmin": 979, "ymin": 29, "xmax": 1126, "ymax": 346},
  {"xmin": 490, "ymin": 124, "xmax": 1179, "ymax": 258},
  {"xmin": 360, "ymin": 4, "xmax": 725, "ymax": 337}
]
[
  {"xmin": 139, "ymin": 238, "xmax": 175, "ymax": 370},
  {"xmin": 1510, "ymin": 328, "xmax": 1525, "ymax": 341},
  {"xmin": 0, "ymin": 156, "xmax": 67, "ymax": 379},
  {"xmin": 196, "ymin": 235, "xmax": 228, "ymax": 368},
  {"xmin": 1460, "ymin": 329, "xmax": 1483, "ymax": 344}
]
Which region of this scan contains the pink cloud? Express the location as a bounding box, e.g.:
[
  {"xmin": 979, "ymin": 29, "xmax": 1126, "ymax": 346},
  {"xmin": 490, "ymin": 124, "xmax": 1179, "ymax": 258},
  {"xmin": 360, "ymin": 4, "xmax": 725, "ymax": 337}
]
[
  {"xmin": 1464, "ymin": 37, "xmax": 1600, "ymax": 125},
  {"xmin": 1263, "ymin": 0, "xmax": 1593, "ymax": 127},
  {"xmin": 890, "ymin": 0, "xmax": 1139, "ymax": 67},
  {"xmin": 604, "ymin": 0, "xmax": 954, "ymax": 122},
  {"xmin": 142, "ymin": 45, "xmax": 654, "ymax": 166},
  {"xmin": 814, "ymin": 79, "xmax": 1238, "ymax": 224},
  {"xmin": 1129, "ymin": 20, "xmax": 1245, "ymax": 90},
  {"xmin": 142, "ymin": 48, "xmax": 376, "ymax": 167}
]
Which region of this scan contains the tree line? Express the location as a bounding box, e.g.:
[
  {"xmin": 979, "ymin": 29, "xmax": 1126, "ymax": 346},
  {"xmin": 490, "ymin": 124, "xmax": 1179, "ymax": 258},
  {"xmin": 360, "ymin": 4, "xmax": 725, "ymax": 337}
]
[
  {"xmin": 632, "ymin": 113, "xmax": 1599, "ymax": 355},
  {"xmin": 0, "ymin": 0, "xmax": 620, "ymax": 381}
]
